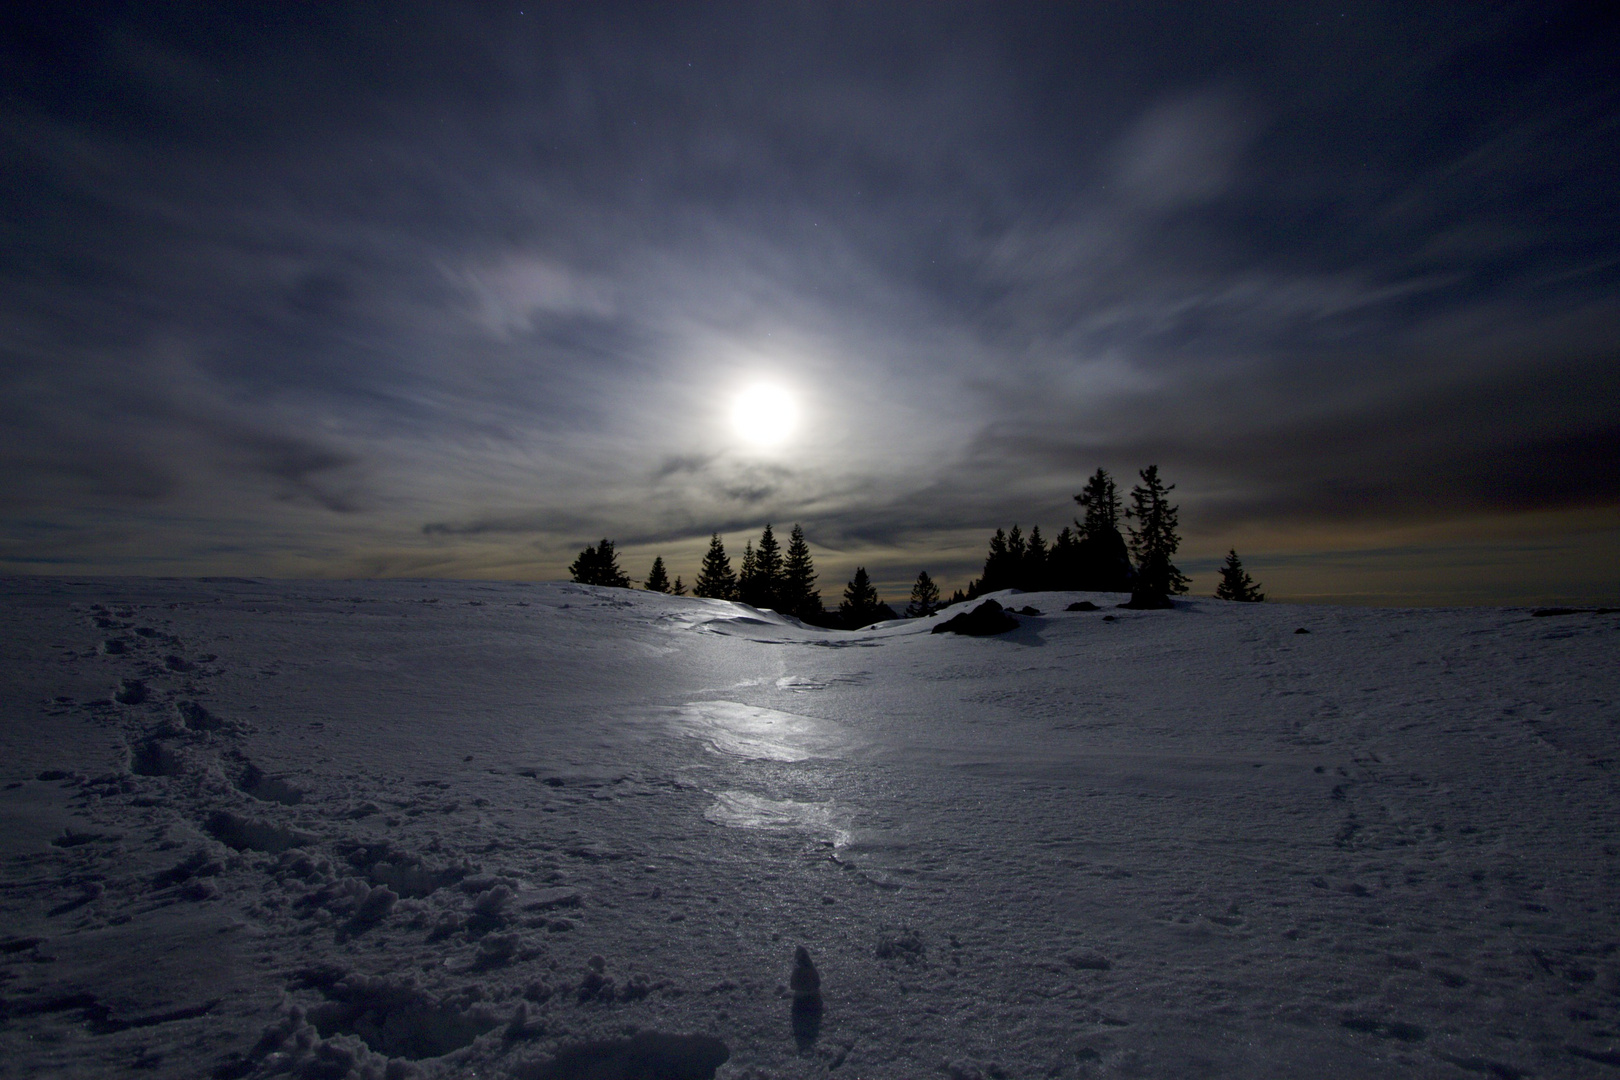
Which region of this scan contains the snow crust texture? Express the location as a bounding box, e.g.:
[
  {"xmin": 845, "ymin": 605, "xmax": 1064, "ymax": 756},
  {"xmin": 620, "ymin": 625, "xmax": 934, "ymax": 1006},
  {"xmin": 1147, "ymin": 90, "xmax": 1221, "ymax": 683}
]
[{"xmin": 0, "ymin": 578, "xmax": 1617, "ymax": 1079}]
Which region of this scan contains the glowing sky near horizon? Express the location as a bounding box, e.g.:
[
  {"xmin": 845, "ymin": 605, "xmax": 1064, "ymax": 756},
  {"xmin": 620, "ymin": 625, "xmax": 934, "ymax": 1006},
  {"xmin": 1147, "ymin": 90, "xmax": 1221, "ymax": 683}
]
[{"xmin": 1, "ymin": 3, "xmax": 1616, "ymax": 603}]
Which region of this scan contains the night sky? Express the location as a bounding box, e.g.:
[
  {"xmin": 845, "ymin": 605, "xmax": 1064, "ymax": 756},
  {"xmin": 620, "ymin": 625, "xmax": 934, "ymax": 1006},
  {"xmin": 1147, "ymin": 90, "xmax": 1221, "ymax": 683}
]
[{"xmin": 4, "ymin": 3, "xmax": 1617, "ymax": 604}]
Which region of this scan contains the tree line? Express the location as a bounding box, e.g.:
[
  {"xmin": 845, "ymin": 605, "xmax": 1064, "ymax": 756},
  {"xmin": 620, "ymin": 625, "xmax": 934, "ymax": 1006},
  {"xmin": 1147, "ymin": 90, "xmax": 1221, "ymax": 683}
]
[
  {"xmin": 940, "ymin": 465, "xmax": 1261, "ymax": 608},
  {"xmin": 570, "ymin": 523, "xmax": 895, "ymax": 628},
  {"xmin": 569, "ymin": 464, "xmax": 1264, "ymax": 624}
]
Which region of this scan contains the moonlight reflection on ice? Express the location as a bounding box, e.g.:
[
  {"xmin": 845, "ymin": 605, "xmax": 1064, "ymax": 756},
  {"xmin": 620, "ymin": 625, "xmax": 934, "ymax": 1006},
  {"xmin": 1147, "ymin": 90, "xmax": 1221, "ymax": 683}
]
[
  {"xmin": 668, "ymin": 700, "xmax": 846, "ymax": 761},
  {"xmin": 703, "ymin": 790, "xmax": 849, "ymax": 846}
]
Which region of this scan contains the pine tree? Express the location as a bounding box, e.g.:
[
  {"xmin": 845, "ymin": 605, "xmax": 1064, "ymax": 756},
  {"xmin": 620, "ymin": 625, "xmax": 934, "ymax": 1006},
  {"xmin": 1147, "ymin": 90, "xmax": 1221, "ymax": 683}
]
[
  {"xmin": 750, "ymin": 523, "xmax": 783, "ymax": 610},
  {"xmin": 1073, "ymin": 468, "xmax": 1132, "ymax": 591},
  {"xmin": 737, "ymin": 540, "xmax": 759, "ymax": 605},
  {"xmin": 1076, "ymin": 468, "xmax": 1121, "ymax": 537},
  {"xmin": 693, "ymin": 533, "xmax": 737, "ymax": 599},
  {"xmin": 671, "ymin": 576, "xmax": 687, "ymax": 596},
  {"xmin": 1021, "ymin": 525, "xmax": 1049, "ymax": 591},
  {"xmin": 644, "ymin": 556, "xmax": 671, "ymax": 593},
  {"xmin": 569, "ymin": 538, "xmax": 631, "ymax": 588},
  {"xmin": 839, "ymin": 567, "xmax": 883, "ymax": 628},
  {"xmin": 1006, "ymin": 525, "xmax": 1026, "ymax": 568},
  {"xmin": 568, "ymin": 543, "xmax": 600, "ymax": 585},
  {"xmin": 1125, "ymin": 466, "xmax": 1189, "ymax": 603},
  {"xmin": 1214, "ymin": 549, "xmax": 1264, "ymax": 602},
  {"xmin": 978, "ymin": 528, "xmax": 1013, "ymax": 593},
  {"xmin": 1048, "ymin": 526, "xmax": 1081, "ymax": 589},
  {"xmin": 906, "ymin": 570, "xmax": 941, "ymax": 617},
  {"xmin": 781, "ymin": 524, "xmax": 822, "ymax": 620}
]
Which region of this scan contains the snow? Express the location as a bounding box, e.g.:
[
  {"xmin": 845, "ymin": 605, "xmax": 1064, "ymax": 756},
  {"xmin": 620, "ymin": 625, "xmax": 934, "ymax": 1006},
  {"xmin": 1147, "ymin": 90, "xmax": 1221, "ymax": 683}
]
[{"xmin": 1, "ymin": 577, "xmax": 1617, "ymax": 1079}]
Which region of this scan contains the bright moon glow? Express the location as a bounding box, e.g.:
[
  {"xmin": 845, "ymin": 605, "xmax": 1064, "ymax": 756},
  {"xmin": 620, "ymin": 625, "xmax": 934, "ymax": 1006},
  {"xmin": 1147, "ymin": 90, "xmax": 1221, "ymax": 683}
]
[{"xmin": 730, "ymin": 383, "xmax": 798, "ymax": 446}]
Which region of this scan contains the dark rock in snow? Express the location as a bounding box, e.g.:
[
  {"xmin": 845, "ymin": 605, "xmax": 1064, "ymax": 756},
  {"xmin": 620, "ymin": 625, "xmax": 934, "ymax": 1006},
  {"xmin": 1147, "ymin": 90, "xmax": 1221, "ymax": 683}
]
[
  {"xmin": 1016, "ymin": 606, "xmax": 1041, "ymax": 616},
  {"xmin": 1065, "ymin": 601, "xmax": 1100, "ymax": 611},
  {"xmin": 1294, "ymin": 627, "xmax": 1311, "ymax": 634},
  {"xmin": 932, "ymin": 600, "xmax": 1019, "ymax": 636},
  {"xmin": 1117, "ymin": 592, "xmax": 1173, "ymax": 610}
]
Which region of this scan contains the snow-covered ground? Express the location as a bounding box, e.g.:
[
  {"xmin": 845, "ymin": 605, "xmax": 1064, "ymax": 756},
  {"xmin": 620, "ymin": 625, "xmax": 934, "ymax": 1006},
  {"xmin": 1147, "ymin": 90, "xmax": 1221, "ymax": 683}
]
[{"xmin": 1, "ymin": 577, "xmax": 1617, "ymax": 1079}]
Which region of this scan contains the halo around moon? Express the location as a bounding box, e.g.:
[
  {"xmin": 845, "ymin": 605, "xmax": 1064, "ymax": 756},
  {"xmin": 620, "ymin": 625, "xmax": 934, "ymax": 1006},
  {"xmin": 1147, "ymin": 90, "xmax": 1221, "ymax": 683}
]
[{"xmin": 730, "ymin": 382, "xmax": 799, "ymax": 447}]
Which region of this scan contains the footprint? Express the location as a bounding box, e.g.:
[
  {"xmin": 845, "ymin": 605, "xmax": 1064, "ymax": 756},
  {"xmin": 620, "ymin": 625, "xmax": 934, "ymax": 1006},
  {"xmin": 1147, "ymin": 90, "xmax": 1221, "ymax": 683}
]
[
  {"xmin": 235, "ymin": 761, "xmax": 305, "ymax": 805},
  {"xmin": 176, "ymin": 701, "xmax": 224, "ymax": 732},
  {"xmin": 525, "ymin": 1032, "xmax": 729, "ymax": 1080},
  {"xmin": 130, "ymin": 738, "xmax": 185, "ymax": 778},
  {"xmin": 205, "ymin": 810, "xmax": 315, "ymax": 854}
]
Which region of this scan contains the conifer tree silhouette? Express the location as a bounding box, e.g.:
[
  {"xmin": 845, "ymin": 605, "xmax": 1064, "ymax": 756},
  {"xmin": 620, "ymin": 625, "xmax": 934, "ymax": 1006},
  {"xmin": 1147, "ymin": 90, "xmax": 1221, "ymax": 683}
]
[
  {"xmin": 1076, "ymin": 468, "xmax": 1121, "ymax": 535},
  {"xmin": 839, "ymin": 567, "xmax": 882, "ymax": 628},
  {"xmin": 1074, "ymin": 468, "xmax": 1132, "ymax": 591},
  {"xmin": 1021, "ymin": 525, "xmax": 1048, "ymax": 591},
  {"xmin": 781, "ymin": 524, "xmax": 822, "ymax": 619},
  {"xmin": 972, "ymin": 528, "xmax": 1012, "ymax": 595},
  {"xmin": 1125, "ymin": 466, "xmax": 1188, "ymax": 604},
  {"xmin": 569, "ymin": 538, "xmax": 631, "ymax": 588},
  {"xmin": 671, "ymin": 576, "xmax": 687, "ymax": 596},
  {"xmin": 694, "ymin": 533, "xmax": 737, "ymax": 599},
  {"xmin": 1214, "ymin": 549, "xmax": 1264, "ymax": 602},
  {"xmin": 1048, "ymin": 526, "xmax": 1081, "ymax": 589},
  {"xmin": 741, "ymin": 523, "xmax": 784, "ymax": 609},
  {"xmin": 644, "ymin": 556, "xmax": 671, "ymax": 593},
  {"xmin": 737, "ymin": 540, "xmax": 758, "ymax": 604},
  {"xmin": 906, "ymin": 571, "xmax": 941, "ymax": 617}
]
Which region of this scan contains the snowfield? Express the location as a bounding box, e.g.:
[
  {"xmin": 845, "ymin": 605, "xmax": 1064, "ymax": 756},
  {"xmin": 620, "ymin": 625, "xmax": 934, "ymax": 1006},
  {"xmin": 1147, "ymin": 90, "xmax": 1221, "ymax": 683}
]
[{"xmin": 1, "ymin": 577, "xmax": 1617, "ymax": 1079}]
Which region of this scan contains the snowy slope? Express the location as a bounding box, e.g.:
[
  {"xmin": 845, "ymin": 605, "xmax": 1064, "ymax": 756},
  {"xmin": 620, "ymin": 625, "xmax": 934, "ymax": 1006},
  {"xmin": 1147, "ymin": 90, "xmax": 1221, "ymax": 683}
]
[{"xmin": 1, "ymin": 578, "xmax": 1617, "ymax": 1079}]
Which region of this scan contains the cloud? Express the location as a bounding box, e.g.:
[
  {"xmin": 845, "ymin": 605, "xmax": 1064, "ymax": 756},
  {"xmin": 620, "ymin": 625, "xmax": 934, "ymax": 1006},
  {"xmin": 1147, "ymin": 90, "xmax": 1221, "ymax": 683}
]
[
  {"xmin": 0, "ymin": 5, "xmax": 1615, "ymax": 601},
  {"xmin": 1112, "ymin": 91, "xmax": 1256, "ymax": 209},
  {"xmin": 450, "ymin": 256, "xmax": 616, "ymax": 338}
]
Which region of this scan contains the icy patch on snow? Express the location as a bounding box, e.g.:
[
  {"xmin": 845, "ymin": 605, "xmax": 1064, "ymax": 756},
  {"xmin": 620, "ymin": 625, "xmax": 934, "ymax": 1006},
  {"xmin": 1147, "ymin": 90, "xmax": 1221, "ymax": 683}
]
[
  {"xmin": 668, "ymin": 700, "xmax": 845, "ymax": 761},
  {"xmin": 703, "ymin": 790, "xmax": 849, "ymax": 845}
]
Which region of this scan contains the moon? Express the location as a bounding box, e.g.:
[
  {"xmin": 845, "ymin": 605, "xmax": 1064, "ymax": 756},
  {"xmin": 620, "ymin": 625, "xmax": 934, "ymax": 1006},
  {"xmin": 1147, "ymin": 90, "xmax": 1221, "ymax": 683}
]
[{"xmin": 730, "ymin": 382, "xmax": 799, "ymax": 447}]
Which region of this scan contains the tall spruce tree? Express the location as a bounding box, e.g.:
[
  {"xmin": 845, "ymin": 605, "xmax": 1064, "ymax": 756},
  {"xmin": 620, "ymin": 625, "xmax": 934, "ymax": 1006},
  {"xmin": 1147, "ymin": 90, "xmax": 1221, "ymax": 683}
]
[
  {"xmin": 1073, "ymin": 468, "xmax": 1132, "ymax": 592},
  {"xmin": 749, "ymin": 523, "xmax": 783, "ymax": 609},
  {"xmin": 693, "ymin": 533, "xmax": 737, "ymax": 599},
  {"xmin": 1125, "ymin": 466, "xmax": 1188, "ymax": 603},
  {"xmin": 839, "ymin": 567, "xmax": 883, "ymax": 628},
  {"xmin": 906, "ymin": 570, "xmax": 941, "ymax": 617},
  {"xmin": 1076, "ymin": 468, "xmax": 1121, "ymax": 535},
  {"xmin": 671, "ymin": 576, "xmax": 687, "ymax": 596},
  {"xmin": 569, "ymin": 538, "xmax": 631, "ymax": 588},
  {"xmin": 736, "ymin": 540, "xmax": 758, "ymax": 604},
  {"xmin": 1021, "ymin": 525, "xmax": 1049, "ymax": 591},
  {"xmin": 781, "ymin": 524, "xmax": 821, "ymax": 619},
  {"xmin": 644, "ymin": 556, "xmax": 671, "ymax": 593},
  {"xmin": 568, "ymin": 543, "xmax": 600, "ymax": 585},
  {"xmin": 1214, "ymin": 549, "xmax": 1264, "ymax": 602},
  {"xmin": 977, "ymin": 528, "xmax": 1014, "ymax": 594},
  {"xmin": 1048, "ymin": 526, "xmax": 1081, "ymax": 589}
]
